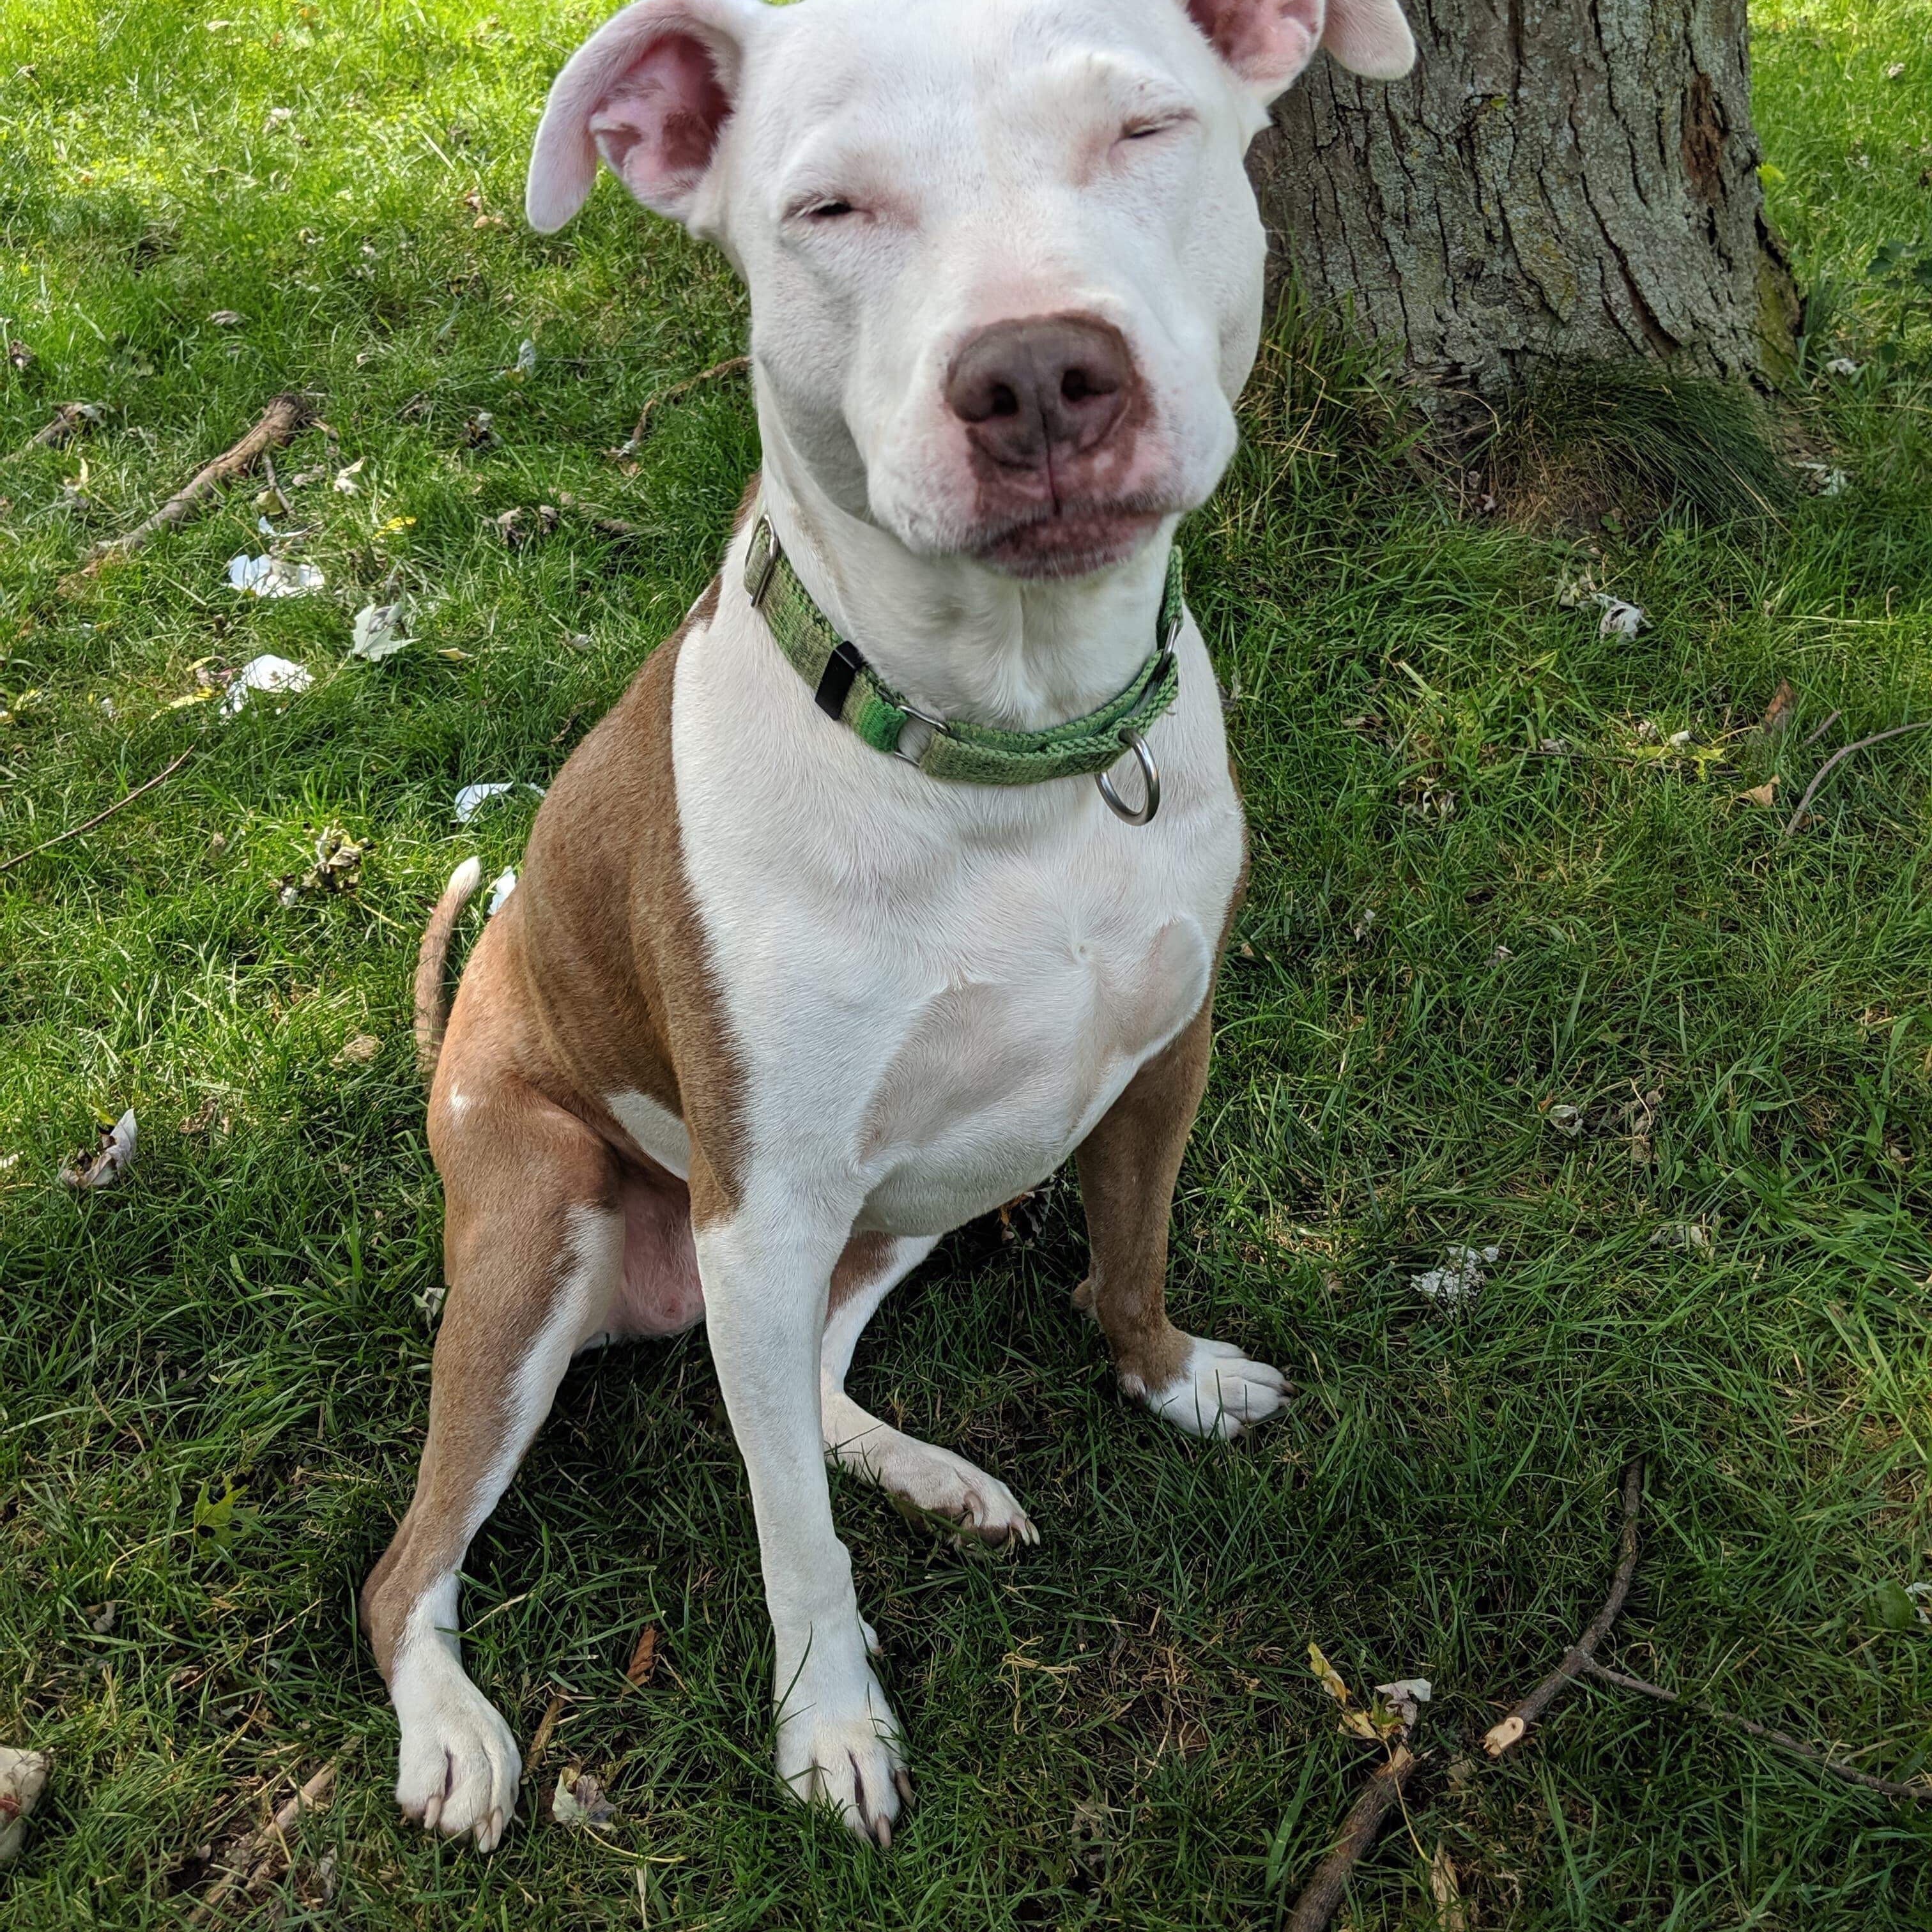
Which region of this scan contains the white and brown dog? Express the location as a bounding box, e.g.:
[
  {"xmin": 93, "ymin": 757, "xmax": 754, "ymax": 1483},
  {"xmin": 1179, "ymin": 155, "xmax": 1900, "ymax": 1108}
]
[{"xmin": 361, "ymin": 0, "xmax": 1414, "ymax": 1852}]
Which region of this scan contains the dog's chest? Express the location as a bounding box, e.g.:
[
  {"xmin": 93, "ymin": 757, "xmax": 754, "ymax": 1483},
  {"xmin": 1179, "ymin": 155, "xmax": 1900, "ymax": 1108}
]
[{"xmin": 853, "ymin": 857, "xmax": 1217, "ymax": 1232}]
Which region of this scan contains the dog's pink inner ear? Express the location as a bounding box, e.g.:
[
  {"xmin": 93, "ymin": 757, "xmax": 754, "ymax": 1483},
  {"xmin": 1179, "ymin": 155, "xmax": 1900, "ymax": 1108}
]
[
  {"xmin": 589, "ymin": 33, "xmax": 732, "ymax": 212},
  {"xmin": 1185, "ymin": 0, "xmax": 1415, "ymax": 89},
  {"xmin": 1185, "ymin": 0, "xmax": 1322, "ymax": 93}
]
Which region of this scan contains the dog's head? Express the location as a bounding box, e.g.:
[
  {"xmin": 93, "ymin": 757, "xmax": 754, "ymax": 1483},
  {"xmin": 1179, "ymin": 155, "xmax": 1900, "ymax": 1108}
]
[{"xmin": 530, "ymin": 0, "xmax": 1413, "ymax": 580}]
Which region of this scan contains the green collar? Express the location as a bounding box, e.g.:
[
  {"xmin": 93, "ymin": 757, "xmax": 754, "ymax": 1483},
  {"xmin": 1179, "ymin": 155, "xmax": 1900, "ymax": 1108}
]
[{"xmin": 744, "ymin": 510, "xmax": 1183, "ymax": 816}]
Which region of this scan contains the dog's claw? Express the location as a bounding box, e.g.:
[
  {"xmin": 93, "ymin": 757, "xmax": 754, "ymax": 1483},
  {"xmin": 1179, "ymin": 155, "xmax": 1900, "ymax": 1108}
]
[{"xmin": 894, "ymin": 1767, "xmax": 914, "ymax": 1805}]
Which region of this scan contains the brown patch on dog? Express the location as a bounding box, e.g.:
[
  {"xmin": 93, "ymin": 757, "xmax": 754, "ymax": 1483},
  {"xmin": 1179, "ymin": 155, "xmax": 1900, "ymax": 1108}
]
[
  {"xmin": 491, "ymin": 484, "xmax": 763, "ymax": 1225},
  {"xmin": 829, "ymin": 1230, "xmax": 898, "ymax": 1314},
  {"xmin": 510, "ymin": 609, "xmax": 743, "ymax": 1215},
  {"xmin": 1072, "ymin": 994, "xmax": 1210, "ymax": 1393}
]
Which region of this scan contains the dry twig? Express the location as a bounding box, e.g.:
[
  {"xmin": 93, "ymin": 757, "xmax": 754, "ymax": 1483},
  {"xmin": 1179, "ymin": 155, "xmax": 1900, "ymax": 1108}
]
[
  {"xmin": 1285, "ymin": 1745, "xmax": 1418, "ymax": 1932},
  {"xmin": 68, "ymin": 392, "xmax": 312, "ymax": 581},
  {"xmin": 1781, "ymin": 721, "xmax": 1932, "ymax": 834},
  {"xmin": 0, "ymin": 747, "xmax": 194, "ymax": 875},
  {"xmin": 1580, "ymin": 1661, "xmax": 1932, "ymax": 1801},
  {"xmin": 1482, "ymin": 1460, "xmax": 1929, "ymax": 1802},
  {"xmin": 190, "ymin": 1760, "xmax": 335, "ymax": 1922},
  {"xmin": 24, "ymin": 402, "xmax": 104, "ymax": 451},
  {"xmin": 1484, "ymin": 1459, "xmax": 1644, "ymax": 1757},
  {"xmin": 618, "ymin": 354, "xmax": 750, "ymax": 454},
  {"xmin": 1800, "ymin": 708, "xmax": 1843, "ymax": 749}
]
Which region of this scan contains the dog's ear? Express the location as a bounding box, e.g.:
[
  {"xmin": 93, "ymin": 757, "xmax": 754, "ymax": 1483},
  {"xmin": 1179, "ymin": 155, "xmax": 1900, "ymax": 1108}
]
[
  {"xmin": 527, "ymin": 0, "xmax": 765, "ymax": 234},
  {"xmin": 1184, "ymin": 0, "xmax": 1416, "ymax": 96}
]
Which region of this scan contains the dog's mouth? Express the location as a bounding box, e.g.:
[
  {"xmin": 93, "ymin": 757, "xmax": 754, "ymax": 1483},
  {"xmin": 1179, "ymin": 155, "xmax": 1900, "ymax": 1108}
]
[{"xmin": 969, "ymin": 503, "xmax": 1169, "ymax": 580}]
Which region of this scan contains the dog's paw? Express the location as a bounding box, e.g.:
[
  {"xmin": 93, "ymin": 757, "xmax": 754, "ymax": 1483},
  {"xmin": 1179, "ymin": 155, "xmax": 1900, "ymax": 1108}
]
[
  {"xmin": 393, "ymin": 1659, "xmax": 521, "ymax": 1852},
  {"xmin": 880, "ymin": 1439, "xmax": 1039, "ymax": 1547},
  {"xmin": 1138, "ymin": 1335, "xmax": 1286, "ymax": 1441},
  {"xmin": 776, "ymin": 1659, "xmax": 908, "ymax": 1847}
]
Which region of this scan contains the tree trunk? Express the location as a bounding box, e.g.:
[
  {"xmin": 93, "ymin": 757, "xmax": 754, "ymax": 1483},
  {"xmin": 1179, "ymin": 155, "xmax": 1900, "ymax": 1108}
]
[{"xmin": 1249, "ymin": 0, "xmax": 1800, "ymax": 408}]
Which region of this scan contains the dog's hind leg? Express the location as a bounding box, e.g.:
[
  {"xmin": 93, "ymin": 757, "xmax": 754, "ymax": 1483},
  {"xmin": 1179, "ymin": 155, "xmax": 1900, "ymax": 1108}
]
[
  {"xmin": 360, "ymin": 1083, "xmax": 625, "ymax": 1852},
  {"xmin": 819, "ymin": 1234, "xmax": 1037, "ymax": 1546}
]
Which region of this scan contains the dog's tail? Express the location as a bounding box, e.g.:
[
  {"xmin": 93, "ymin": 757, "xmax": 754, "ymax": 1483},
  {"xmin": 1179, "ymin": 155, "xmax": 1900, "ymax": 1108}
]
[{"xmin": 414, "ymin": 856, "xmax": 484, "ymax": 1081}]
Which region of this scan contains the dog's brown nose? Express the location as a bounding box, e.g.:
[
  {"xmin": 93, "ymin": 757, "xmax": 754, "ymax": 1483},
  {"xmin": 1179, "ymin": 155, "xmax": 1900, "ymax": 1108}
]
[{"xmin": 946, "ymin": 316, "xmax": 1131, "ymax": 470}]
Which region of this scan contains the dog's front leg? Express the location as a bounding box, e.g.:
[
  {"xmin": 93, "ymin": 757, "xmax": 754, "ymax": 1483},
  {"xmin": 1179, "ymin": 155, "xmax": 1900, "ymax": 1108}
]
[
  {"xmin": 1075, "ymin": 997, "xmax": 1288, "ymax": 1439},
  {"xmin": 698, "ymin": 1202, "xmax": 909, "ymax": 1846}
]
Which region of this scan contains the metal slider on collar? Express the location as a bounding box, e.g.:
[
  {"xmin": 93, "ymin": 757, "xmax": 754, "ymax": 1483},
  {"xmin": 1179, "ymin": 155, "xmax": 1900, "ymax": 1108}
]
[{"xmin": 746, "ymin": 514, "xmax": 781, "ymax": 608}]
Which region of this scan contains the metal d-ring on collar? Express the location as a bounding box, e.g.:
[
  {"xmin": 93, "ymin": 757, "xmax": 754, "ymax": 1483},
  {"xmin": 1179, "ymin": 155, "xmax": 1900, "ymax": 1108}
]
[
  {"xmin": 1096, "ymin": 727, "xmax": 1161, "ymax": 824},
  {"xmin": 1095, "ymin": 594, "xmax": 1177, "ymax": 824}
]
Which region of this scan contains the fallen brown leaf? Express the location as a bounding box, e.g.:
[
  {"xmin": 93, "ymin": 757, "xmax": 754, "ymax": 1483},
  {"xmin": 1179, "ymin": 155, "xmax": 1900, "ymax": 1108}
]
[
  {"xmin": 552, "ymin": 1768, "xmax": 614, "ymax": 1827},
  {"xmin": 525, "ymin": 1689, "xmax": 567, "ymax": 1772},
  {"xmin": 1736, "ymin": 778, "xmax": 1779, "ymax": 809},
  {"xmin": 625, "ymin": 1626, "xmax": 659, "ymax": 1689}
]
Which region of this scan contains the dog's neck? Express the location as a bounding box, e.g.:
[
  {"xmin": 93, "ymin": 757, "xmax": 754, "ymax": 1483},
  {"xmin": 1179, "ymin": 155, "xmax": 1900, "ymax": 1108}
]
[{"xmin": 754, "ymin": 399, "xmax": 1177, "ymax": 735}]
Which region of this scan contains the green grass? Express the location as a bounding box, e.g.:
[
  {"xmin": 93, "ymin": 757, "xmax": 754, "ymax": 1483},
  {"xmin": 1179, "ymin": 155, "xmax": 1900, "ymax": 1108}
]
[{"xmin": 3, "ymin": 0, "xmax": 1931, "ymax": 1924}]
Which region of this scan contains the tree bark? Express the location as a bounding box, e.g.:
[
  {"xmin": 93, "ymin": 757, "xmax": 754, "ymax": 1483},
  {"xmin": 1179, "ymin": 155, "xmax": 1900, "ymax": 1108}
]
[{"xmin": 1249, "ymin": 0, "xmax": 1799, "ymax": 408}]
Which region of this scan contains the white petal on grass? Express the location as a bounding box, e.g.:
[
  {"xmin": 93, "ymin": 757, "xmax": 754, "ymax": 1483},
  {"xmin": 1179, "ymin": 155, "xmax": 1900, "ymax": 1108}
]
[
  {"xmin": 1651, "ymin": 1221, "xmax": 1714, "ymax": 1256},
  {"xmin": 224, "ymin": 654, "xmax": 314, "ymax": 714},
  {"xmin": 1411, "ymin": 1244, "xmax": 1499, "ymax": 1310},
  {"xmin": 1591, "ymin": 593, "xmax": 1646, "ymax": 638},
  {"xmin": 1824, "ymin": 357, "xmax": 1863, "ymax": 377},
  {"xmin": 1374, "ymin": 1678, "xmax": 1432, "ymax": 1731},
  {"xmin": 207, "ymin": 309, "xmax": 245, "ymax": 327},
  {"xmin": 486, "ymin": 868, "xmax": 518, "ymax": 916},
  {"xmin": 0, "ymin": 1747, "xmax": 51, "ymax": 1863},
  {"xmin": 227, "ymin": 553, "xmax": 325, "ymax": 599},
  {"xmin": 453, "ymin": 781, "xmax": 546, "ymax": 824},
  {"xmin": 514, "ymin": 338, "xmax": 537, "ymax": 378},
  {"xmin": 349, "ymin": 601, "xmax": 411, "ymax": 661},
  {"xmin": 333, "ymin": 457, "xmax": 365, "ymax": 494},
  {"xmin": 454, "ymin": 782, "xmax": 514, "ymax": 824},
  {"xmin": 59, "ymin": 1110, "xmax": 137, "ymax": 1191},
  {"xmin": 1547, "ymin": 1103, "xmax": 1584, "ymax": 1137},
  {"xmin": 1798, "ymin": 461, "xmax": 1851, "ymax": 497}
]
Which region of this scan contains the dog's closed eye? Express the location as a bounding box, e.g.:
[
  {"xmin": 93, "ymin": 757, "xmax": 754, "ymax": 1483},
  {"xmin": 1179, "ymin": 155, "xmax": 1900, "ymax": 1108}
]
[{"xmin": 1119, "ymin": 114, "xmax": 1192, "ymax": 143}]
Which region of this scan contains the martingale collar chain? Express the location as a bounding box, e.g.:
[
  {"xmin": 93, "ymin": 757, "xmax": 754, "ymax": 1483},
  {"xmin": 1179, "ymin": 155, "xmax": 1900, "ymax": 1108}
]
[{"xmin": 743, "ymin": 509, "xmax": 1184, "ymax": 825}]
